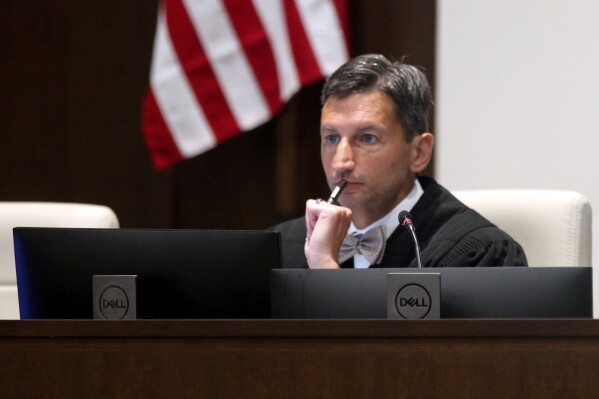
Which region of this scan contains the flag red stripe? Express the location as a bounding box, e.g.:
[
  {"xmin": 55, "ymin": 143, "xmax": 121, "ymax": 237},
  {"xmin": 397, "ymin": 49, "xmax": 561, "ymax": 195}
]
[
  {"xmin": 166, "ymin": 0, "xmax": 239, "ymax": 142},
  {"xmin": 223, "ymin": 0, "xmax": 284, "ymax": 115},
  {"xmin": 284, "ymin": 0, "xmax": 323, "ymax": 86},
  {"xmin": 142, "ymin": 90, "xmax": 184, "ymax": 170}
]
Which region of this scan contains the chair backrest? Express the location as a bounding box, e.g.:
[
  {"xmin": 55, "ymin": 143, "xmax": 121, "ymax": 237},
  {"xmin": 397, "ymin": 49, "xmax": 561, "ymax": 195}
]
[
  {"xmin": 452, "ymin": 190, "xmax": 592, "ymax": 267},
  {"xmin": 0, "ymin": 202, "xmax": 119, "ymax": 319}
]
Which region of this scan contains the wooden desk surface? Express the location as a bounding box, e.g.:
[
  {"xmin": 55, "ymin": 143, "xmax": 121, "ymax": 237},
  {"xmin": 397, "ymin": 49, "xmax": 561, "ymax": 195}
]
[{"xmin": 1, "ymin": 319, "xmax": 598, "ymax": 398}]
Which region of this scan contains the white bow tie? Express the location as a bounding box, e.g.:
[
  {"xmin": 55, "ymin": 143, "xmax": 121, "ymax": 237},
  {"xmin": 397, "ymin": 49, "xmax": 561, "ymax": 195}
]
[{"xmin": 338, "ymin": 226, "xmax": 386, "ymax": 265}]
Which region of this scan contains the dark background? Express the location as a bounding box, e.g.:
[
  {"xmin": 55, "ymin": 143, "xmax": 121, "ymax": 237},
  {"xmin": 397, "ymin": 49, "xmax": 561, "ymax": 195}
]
[{"xmin": 1, "ymin": 0, "xmax": 435, "ymax": 229}]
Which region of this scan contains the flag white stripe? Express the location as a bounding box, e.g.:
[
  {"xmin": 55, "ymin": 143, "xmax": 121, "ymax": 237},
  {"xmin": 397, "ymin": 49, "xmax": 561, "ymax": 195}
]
[
  {"xmin": 183, "ymin": 0, "xmax": 271, "ymax": 130},
  {"xmin": 295, "ymin": 0, "xmax": 348, "ymax": 75},
  {"xmin": 252, "ymin": 0, "xmax": 300, "ymax": 102},
  {"xmin": 151, "ymin": 11, "xmax": 217, "ymax": 157}
]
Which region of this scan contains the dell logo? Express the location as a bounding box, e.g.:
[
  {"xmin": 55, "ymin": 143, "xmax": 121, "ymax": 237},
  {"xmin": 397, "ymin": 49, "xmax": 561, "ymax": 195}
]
[
  {"xmin": 98, "ymin": 285, "xmax": 130, "ymax": 319},
  {"xmin": 93, "ymin": 275, "xmax": 137, "ymax": 320},
  {"xmin": 395, "ymin": 283, "xmax": 432, "ymax": 319},
  {"xmin": 102, "ymin": 298, "xmax": 127, "ymax": 309},
  {"xmin": 399, "ymin": 297, "xmax": 429, "ymax": 307}
]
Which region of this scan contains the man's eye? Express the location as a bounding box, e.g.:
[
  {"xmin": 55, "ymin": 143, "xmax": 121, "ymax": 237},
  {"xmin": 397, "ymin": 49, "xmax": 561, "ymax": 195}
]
[
  {"xmin": 324, "ymin": 135, "xmax": 340, "ymax": 144},
  {"xmin": 360, "ymin": 134, "xmax": 377, "ymax": 144}
]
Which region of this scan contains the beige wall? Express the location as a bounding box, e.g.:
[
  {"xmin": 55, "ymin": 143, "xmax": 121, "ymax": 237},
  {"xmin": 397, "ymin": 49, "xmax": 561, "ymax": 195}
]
[{"xmin": 436, "ymin": 0, "xmax": 599, "ymax": 316}]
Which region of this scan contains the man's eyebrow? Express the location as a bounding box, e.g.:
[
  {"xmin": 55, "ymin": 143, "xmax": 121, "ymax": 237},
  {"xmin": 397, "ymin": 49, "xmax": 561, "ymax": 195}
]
[
  {"xmin": 320, "ymin": 123, "xmax": 382, "ymax": 133},
  {"xmin": 355, "ymin": 123, "xmax": 381, "ymax": 133},
  {"xmin": 320, "ymin": 125, "xmax": 337, "ymax": 134}
]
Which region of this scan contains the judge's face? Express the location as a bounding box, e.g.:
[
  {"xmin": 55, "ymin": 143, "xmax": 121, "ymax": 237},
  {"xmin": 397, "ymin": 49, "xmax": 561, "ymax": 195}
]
[{"xmin": 320, "ymin": 90, "xmax": 429, "ymax": 228}]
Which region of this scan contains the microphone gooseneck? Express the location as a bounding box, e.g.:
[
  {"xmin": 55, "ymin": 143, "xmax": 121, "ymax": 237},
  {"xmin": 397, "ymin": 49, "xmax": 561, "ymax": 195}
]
[{"xmin": 398, "ymin": 211, "xmax": 422, "ymax": 268}]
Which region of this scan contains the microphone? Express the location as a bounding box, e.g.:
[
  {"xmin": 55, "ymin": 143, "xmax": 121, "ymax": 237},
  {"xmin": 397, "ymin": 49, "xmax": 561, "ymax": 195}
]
[{"xmin": 398, "ymin": 211, "xmax": 422, "ymax": 268}]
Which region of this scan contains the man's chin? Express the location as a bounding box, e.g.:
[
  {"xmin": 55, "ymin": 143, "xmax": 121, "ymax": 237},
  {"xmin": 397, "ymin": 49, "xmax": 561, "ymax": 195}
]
[{"xmin": 337, "ymin": 194, "xmax": 364, "ymax": 211}]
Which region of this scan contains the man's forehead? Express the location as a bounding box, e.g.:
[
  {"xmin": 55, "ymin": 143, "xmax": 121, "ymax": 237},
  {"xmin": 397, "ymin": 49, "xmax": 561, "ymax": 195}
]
[{"xmin": 320, "ymin": 92, "xmax": 399, "ymax": 129}]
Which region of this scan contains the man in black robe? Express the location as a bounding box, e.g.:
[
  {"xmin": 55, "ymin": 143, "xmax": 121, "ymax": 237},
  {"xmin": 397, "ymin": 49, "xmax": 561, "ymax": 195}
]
[{"xmin": 273, "ymin": 54, "xmax": 527, "ymax": 269}]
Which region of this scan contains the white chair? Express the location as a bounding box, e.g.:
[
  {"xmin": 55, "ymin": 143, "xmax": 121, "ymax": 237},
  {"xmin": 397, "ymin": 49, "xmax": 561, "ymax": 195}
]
[
  {"xmin": 452, "ymin": 190, "xmax": 592, "ymax": 267},
  {"xmin": 0, "ymin": 202, "xmax": 119, "ymax": 319}
]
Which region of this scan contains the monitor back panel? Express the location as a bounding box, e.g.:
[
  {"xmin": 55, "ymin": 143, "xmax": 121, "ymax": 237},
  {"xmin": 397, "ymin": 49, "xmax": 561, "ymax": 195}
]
[
  {"xmin": 14, "ymin": 228, "xmax": 281, "ymax": 319},
  {"xmin": 271, "ymin": 267, "xmax": 593, "ymax": 319}
]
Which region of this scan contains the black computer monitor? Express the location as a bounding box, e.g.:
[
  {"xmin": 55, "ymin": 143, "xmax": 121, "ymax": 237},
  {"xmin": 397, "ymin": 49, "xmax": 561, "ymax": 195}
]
[
  {"xmin": 14, "ymin": 227, "xmax": 281, "ymax": 319},
  {"xmin": 271, "ymin": 267, "xmax": 593, "ymax": 318}
]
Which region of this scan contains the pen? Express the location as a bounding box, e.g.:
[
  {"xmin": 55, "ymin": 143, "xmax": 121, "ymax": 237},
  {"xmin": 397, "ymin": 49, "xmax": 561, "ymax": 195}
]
[{"xmin": 327, "ymin": 180, "xmax": 347, "ymax": 205}]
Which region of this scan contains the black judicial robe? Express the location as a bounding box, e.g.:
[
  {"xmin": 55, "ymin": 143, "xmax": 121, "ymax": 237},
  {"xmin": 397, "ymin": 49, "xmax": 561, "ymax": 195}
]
[{"xmin": 272, "ymin": 176, "xmax": 528, "ymax": 268}]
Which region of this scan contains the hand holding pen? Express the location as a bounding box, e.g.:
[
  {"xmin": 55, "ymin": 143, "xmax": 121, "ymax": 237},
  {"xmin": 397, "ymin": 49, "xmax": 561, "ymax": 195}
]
[{"xmin": 304, "ymin": 180, "xmax": 351, "ymax": 269}]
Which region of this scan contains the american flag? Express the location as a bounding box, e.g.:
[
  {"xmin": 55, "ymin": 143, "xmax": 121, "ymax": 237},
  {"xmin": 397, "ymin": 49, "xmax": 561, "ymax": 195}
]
[{"xmin": 142, "ymin": 0, "xmax": 350, "ymax": 170}]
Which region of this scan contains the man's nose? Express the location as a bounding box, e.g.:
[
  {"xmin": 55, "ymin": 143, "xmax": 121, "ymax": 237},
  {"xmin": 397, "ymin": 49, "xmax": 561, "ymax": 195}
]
[{"xmin": 332, "ymin": 138, "xmax": 355, "ymax": 172}]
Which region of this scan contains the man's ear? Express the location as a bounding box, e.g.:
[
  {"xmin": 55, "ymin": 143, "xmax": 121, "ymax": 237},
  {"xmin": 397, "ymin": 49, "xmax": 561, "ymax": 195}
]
[{"xmin": 410, "ymin": 133, "xmax": 434, "ymax": 173}]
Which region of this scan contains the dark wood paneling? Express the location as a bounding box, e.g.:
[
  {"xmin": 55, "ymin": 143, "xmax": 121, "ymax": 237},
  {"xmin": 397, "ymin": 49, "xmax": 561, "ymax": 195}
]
[
  {"xmin": 1, "ymin": 319, "xmax": 599, "ymax": 398},
  {"xmin": 0, "ymin": 1, "xmax": 436, "ymax": 229},
  {"xmin": 1, "ymin": 1, "xmax": 172, "ymax": 228}
]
